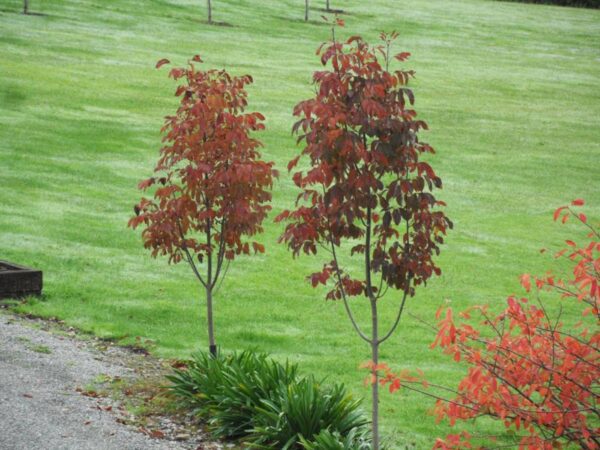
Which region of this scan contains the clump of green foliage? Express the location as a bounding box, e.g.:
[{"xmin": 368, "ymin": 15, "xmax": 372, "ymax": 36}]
[{"xmin": 167, "ymin": 350, "xmax": 371, "ymax": 448}]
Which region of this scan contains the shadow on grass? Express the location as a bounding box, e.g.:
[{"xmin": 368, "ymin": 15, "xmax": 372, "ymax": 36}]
[
  {"xmin": 316, "ymin": 8, "xmax": 348, "ymax": 14},
  {"xmin": 275, "ymin": 16, "xmax": 331, "ymax": 26},
  {"xmin": 0, "ymin": 8, "xmax": 47, "ymax": 16},
  {"xmin": 202, "ymin": 20, "xmax": 234, "ymax": 27}
]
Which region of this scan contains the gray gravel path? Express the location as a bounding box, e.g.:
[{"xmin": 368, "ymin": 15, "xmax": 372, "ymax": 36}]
[{"xmin": 0, "ymin": 313, "xmax": 187, "ymax": 450}]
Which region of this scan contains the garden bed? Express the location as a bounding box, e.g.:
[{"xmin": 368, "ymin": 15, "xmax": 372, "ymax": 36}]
[{"xmin": 0, "ymin": 261, "xmax": 42, "ymax": 299}]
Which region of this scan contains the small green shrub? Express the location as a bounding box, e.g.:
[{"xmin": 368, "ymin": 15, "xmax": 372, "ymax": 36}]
[
  {"xmin": 167, "ymin": 350, "xmax": 370, "ymax": 448},
  {"xmin": 248, "ymin": 377, "xmax": 369, "ymax": 448},
  {"xmin": 167, "ymin": 350, "xmax": 298, "ymax": 438}
]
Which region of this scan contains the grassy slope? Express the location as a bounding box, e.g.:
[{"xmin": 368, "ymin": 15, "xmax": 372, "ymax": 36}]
[{"xmin": 1, "ymin": 0, "xmax": 599, "ymax": 445}]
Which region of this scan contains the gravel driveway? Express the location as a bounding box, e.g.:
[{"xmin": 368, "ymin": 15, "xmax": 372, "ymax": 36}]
[{"xmin": 0, "ymin": 313, "xmax": 205, "ymax": 450}]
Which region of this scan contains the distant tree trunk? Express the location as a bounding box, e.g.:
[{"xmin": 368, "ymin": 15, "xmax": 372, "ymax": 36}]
[
  {"xmin": 305, "ymin": 0, "xmax": 309, "ymax": 21},
  {"xmin": 326, "ymin": 0, "xmax": 331, "ymax": 11},
  {"xmin": 23, "ymin": 0, "xmax": 29, "ymax": 14},
  {"xmin": 207, "ymin": 0, "xmax": 212, "ymax": 24}
]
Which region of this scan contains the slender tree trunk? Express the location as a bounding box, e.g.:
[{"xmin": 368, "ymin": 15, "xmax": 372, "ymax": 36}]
[
  {"xmin": 305, "ymin": 0, "xmax": 309, "ymax": 21},
  {"xmin": 363, "ymin": 192, "xmax": 380, "ymax": 449},
  {"xmin": 206, "ymin": 216, "xmax": 216, "ymax": 356},
  {"xmin": 371, "ymin": 298, "xmax": 379, "ymax": 450},
  {"xmin": 206, "ymin": 284, "xmax": 216, "ymax": 356},
  {"xmin": 326, "ymin": 0, "xmax": 330, "ymax": 11},
  {"xmin": 207, "ymin": 0, "xmax": 212, "ymax": 24},
  {"xmin": 23, "ymin": 0, "xmax": 29, "ymax": 14}
]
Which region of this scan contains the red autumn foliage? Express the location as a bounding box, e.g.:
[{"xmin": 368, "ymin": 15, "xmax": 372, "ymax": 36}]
[
  {"xmin": 380, "ymin": 200, "xmax": 600, "ymax": 449},
  {"xmin": 128, "ymin": 56, "xmax": 276, "ymax": 354},
  {"xmin": 275, "ymin": 24, "xmax": 451, "ymax": 449}
]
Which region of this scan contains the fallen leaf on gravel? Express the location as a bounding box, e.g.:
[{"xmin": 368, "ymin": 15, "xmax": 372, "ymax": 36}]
[
  {"xmin": 150, "ymin": 430, "xmax": 165, "ymax": 439},
  {"xmin": 170, "ymin": 359, "xmax": 188, "ymax": 369}
]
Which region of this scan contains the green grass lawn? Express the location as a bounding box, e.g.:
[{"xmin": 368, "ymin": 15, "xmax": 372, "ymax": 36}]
[{"xmin": 1, "ymin": 0, "xmax": 599, "ymax": 446}]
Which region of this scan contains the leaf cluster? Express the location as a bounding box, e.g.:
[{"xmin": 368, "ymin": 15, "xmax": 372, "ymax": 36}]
[
  {"xmin": 276, "ymin": 29, "xmax": 451, "ymax": 303},
  {"xmin": 379, "ymin": 201, "xmax": 599, "ymax": 450},
  {"xmin": 129, "ymin": 56, "xmax": 276, "ymax": 272}
]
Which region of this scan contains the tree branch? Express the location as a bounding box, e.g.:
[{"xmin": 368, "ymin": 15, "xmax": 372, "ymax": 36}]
[
  {"xmin": 176, "ymin": 218, "xmax": 207, "ymax": 288},
  {"xmin": 211, "ymin": 217, "xmax": 227, "ymax": 289},
  {"xmin": 378, "ymin": 284, "xmax": 410, "ymax": 344},
  {"xmin": 330, "ymin": 238, "xmax": 371, "ymax": 344}
]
